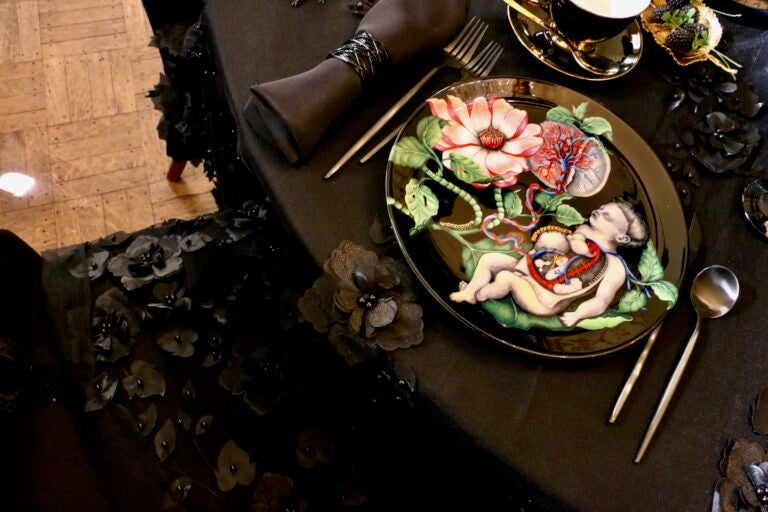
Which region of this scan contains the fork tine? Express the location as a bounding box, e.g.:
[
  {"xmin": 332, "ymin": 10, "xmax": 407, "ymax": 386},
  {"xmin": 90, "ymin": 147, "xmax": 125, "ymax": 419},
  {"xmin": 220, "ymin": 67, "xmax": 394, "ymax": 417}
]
[
  {"xmin": 443, "ymin": 16, "xmax": 480, "ymax": 53},
  {"xmin": 452, "ymin": 22, "xmax": 488, "ymax": 62},
  {"xmin": 472, "ymin": 43, "xmax": 502, "ymax": 77},
  {"xmin": 478, "ymin": 45, "xmax": 503, "ymax": 77},
  {"xmin": 465, "ymin": 41, "xmax": 497, "ymax": 74}
]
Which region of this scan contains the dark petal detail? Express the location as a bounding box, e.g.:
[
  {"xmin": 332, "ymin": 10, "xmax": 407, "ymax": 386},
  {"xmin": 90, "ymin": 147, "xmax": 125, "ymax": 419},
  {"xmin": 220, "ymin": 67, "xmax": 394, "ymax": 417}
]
[
  {"xmin": 180, "ymin": 232, "xmax": 211, "ymax": 252},
  {"xmin": 156, "ymin": 327, "xmax": 197, "ymax": 357},
  {"xmin": 336, "ymin": 482, "xmax": 368, "ymax": 507},
  {"xmin": 682, "ymin": 160, "xmax": 701, "ymax": 186},
  {"xmin": 712, "ymin": 477, "xmax": 740, "ymax": 512},
  {"xmin": 752, "ymin": 387, "xmax": 768, "ymax": 435},
  {"xmin": 98, "ymin": 231, "xmax": 131, "ymax": 247},
  {"xmin": 373, "ymin": 303, "xmax": 424, "ymax": 351},
  {"xmin": 715, "ymin": 81, "xmax": 738, "ymax": 95},
  {"xmin": 723, "ymin": 438, "xmax": 765, "ymax": 506},
  {"xmin": 674, "ymin": 116, "xmax": 697, "ymax": 147},
  {"xmin": 70, "ymin": 250, "xmax": 110, "ymax": 280},
  {"xmin": 84, "ymin": 372, "xmax": 118, "ymax": 412},
  {"xmin": 195, "ymin": 415, "xmax": 214, "ymax": 435},
  {"xmin": 176, "ymin": 409, "xmax": 193, "ymax": 431},
  {"xmin": 154, "ymin": 419, "xmax": 177, "ymax": 462},
  {"xmin": 154, "ymin": 255, "xmax": 183, "ymax": 279},
  {"xmin": 335, "ymin": 285, "xmax": 360, "ymax": 315},
  {"xmin": 351, "ymin": 268, "xmax": 374, "ymax": 293},
  {"xmin": 162, "ymin": 477, "xmax": 193, "ymax": 509},
  {"xmin": 693, "ymin": 147, "xmax": 728, "ymax": 173},
  {"xmin": 676, "ymin": 181, "xmax": 692, "ymax": 205},
  {"xmin": 181, "ymin": 380, "xmax": 196, "ymax": 402},
  {"xmin": 328, "ymin": 324, "xmax": 379, "ymax": 365},
  {"xmin": 369, "ymin": 213, "xmax": 393, "ymax": 245},
  {"xmin": 215, "ymin": 439, "xmax": 256, "ymax": 491},
  {"xmin": 687, "ymin": 87, "xmax": 707, "ymax": 103},
  {"xmin": 296, "ymin": 426, "xmax": 335, "ymax": 469},
  {"xmin": 725, "ymin": 85, "xmax": 764, "ymax": 118},
  {"xmin": 367, "ymin": 299, "xmax": 397, "ymax": 329},
  {"xmin": 137, "ymin": 403, "xmax": 159, "ymax": 436},
  {"xmin": 667, "ymin": 87, "xmax": 686, "ymax": 113},
  {"xmin": 297, "ymin": 274, "xmax": 337, "ymax": 333},
  {"xmin": 127, "ymin": 261, "xmax": 155, "ymax": 277},
  {"xmin": 218, "ymin": 359, "xmax": 245, "ymax": 395},
  {"xmin": 123, "ymin": 360, "xmax": 166, "ymax": 399},
  {"xmin": 721, "ymin": 137, "xmax": 745, "ymax": 156},
  {"xmin": 325, "ymin": 241, "xmax": 379, "ymax": 281},
  {"xmin": 392, "ymin": 361, "xmax": 417, "ymax": 393},
  {"xmin": 203, "ymin": 350, "xmax": 222, "ymax": 368},
  {"xmin": 253, "ymin": 473, "xmax": 298, "ymax": 511}
]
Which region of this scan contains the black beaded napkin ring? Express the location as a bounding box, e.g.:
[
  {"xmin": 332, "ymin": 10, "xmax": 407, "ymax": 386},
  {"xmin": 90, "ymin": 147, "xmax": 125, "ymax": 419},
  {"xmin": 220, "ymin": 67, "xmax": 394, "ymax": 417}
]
[{"xmin": 328, "ymin": 31, "xmax": 390, "ymax": 85}]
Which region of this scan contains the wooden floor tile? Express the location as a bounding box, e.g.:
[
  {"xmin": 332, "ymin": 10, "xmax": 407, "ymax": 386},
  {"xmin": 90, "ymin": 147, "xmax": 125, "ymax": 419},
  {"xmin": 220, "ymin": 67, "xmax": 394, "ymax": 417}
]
[{"xmin": 0, "ymin": 0, "xmax": 217, "ymax": 253}]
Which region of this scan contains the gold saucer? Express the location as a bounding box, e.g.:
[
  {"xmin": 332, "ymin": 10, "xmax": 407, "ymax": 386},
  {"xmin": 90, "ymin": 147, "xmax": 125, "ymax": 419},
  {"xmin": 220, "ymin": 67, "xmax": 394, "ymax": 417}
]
[{"xmin": 507, "ymin": 3, "xmax": 644, "ymax": 81}]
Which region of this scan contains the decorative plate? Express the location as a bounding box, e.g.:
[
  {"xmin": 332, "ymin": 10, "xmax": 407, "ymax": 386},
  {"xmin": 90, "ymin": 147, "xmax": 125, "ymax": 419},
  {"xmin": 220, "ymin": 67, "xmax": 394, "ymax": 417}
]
[{"xmin": 385, "ymin": 77, "xmax": 689, "ymax": 359}]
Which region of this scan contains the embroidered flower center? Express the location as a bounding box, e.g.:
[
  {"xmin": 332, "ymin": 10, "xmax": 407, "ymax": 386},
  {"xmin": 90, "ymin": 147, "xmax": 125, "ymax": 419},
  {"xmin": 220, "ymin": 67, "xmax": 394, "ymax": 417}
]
[
  {"xmin": 357, "ymin": 293, "xmax": 377, "ymax": 310},
  {"xmin": 479, "ymin": 127, "xmax": 504, "ymax": 150}
]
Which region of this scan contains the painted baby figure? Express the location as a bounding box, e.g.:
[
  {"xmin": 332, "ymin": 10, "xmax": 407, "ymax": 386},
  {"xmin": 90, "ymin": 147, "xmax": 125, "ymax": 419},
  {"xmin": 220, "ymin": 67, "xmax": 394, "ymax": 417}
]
[
  {"xmin": 450, "ymin": 199, "xmax": 648, "ymax": 327},
  {"xmin": 530, "ymin": 227, "xmax": 591, "ymax": 294}
]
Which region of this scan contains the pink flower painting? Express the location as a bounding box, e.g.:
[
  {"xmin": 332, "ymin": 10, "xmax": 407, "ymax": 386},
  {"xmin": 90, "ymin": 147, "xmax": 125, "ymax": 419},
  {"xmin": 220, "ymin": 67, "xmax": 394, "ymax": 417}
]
[{"xmin": 427, "ymin": 95, "xmax": 544, "ymax": 188}]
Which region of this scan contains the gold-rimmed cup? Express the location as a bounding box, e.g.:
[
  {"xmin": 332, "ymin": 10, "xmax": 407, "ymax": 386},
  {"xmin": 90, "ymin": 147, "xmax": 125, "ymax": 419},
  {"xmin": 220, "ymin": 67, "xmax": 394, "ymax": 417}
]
[{"xmin": 550, "ymin": 0, "xmax": 650, "ymax": 45}]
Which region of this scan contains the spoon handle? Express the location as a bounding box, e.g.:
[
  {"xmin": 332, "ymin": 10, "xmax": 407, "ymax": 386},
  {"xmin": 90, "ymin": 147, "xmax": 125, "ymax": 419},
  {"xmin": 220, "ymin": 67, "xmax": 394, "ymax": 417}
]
[{"xmin": 634, "ymin": 318, "xmax": 702, "ymax": 463}]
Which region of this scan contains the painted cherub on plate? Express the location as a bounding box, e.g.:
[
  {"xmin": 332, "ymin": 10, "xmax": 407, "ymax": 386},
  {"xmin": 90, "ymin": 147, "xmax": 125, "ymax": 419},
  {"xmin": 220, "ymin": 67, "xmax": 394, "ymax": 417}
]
[
  {"xmin": 387, "ymin": 94, "xmax": 677, "ymax": 331},
  {"xmin": 450, "ymin": 199, "xmax": 648, "ymax": 327}
]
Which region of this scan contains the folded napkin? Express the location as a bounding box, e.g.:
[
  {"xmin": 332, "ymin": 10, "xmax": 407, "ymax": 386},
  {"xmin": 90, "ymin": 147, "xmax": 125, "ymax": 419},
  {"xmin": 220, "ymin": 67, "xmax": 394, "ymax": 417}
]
[{"xmin": 243, "ymin": 0, "xmax": 470, "ymax": 164}]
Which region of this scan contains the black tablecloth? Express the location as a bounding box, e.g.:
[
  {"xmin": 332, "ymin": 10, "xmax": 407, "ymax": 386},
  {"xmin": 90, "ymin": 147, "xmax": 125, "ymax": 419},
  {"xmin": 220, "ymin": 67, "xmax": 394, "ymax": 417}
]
[{"xmin": 204, "ymin": 1, "xmax": 768, "ymax": 509}]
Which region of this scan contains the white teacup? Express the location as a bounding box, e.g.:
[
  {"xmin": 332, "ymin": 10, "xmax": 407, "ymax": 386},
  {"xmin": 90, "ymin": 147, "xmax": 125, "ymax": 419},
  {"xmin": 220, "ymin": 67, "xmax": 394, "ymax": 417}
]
[{"xmin": 550, "ymin": 0, "xmax": 651, "ymax": 44}]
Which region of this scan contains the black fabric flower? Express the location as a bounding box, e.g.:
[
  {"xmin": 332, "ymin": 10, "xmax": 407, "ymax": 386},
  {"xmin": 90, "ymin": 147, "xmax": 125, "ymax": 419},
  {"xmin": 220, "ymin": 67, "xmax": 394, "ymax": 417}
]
[
  {"xmin": 714, "ymin": 439, "xmax": 768, "ymax": 511},
  {"xmin": 146, "ymin": 281, "xmax": 192, "ymax": 318},
  {"xmin": 70, "ymin": 250, "xmax": 110, "ymax": 280},
  {"xmin": 91, "ymin": 288, "xmax": 142, "ymax": 363},
  {"xmin": 252, "ymin": 473, "xmax": 307, "ymax": 512},
  {"xmin": 298, "ymin": 241, "xmax": 423, "ymax": 364},
  {"xmin": 107, "ymin": 235, "xmax": 184, "ymax": 290}
]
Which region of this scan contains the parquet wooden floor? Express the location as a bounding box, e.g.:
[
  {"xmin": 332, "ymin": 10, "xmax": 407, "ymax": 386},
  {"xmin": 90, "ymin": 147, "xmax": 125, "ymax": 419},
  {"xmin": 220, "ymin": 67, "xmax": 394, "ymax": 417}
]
[{"xmin": 0, "ymin": 0, "xmax": 218, "ymax": 254}]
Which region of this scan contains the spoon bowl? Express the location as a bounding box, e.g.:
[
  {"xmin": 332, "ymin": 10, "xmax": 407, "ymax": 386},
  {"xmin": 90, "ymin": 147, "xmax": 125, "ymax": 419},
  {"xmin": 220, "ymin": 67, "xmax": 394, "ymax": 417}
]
[
  {"xmin": 635, "ymin": 265, "xmax": 739, "ymax": 462},
  {"xmin": 690, "ymin": 265, "xmax": 740, "ymax": 320}
]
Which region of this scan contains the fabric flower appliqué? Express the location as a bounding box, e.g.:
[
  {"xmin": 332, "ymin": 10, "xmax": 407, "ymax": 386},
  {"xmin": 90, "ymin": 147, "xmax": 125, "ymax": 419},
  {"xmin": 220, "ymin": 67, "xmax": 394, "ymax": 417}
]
[
  {"xmin": 298, "ymin": 241, "xmax": 423, "ymax": 365},
  {"xmin": 107, "ymin": 235, "xmax": 184, "ymax": 290},
  {"xmin": 427, "ymin": 95, "xmax": 544, "ymax": 188}
]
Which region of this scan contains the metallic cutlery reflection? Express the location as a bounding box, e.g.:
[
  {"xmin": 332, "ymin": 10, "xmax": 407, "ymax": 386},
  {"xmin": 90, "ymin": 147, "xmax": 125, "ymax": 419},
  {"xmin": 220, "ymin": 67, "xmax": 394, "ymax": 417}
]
[
  {"xmin": 358, "ymin": 36, "xmax": 504, "ymax": 165},
  {"xmin": 324, "ymin": 17, "xmax": 501, "ymax": 179},
  {"xmin": 609, "ymin": 213, "xmax": 701, "ymax": 426},
  {"xmin": 634, "ymin": 265, "xmax": 739, "ymax": 463},
  {"xmin": 608, "ymin": 322, "xmax": 663, "ymax": 423}
]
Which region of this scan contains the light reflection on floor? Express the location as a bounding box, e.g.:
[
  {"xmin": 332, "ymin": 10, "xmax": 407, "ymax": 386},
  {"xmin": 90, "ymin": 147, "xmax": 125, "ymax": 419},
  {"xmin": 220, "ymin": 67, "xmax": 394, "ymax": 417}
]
[{"xmin": 0, "ymin": 172, "xmax": 36, "ymax": 197}]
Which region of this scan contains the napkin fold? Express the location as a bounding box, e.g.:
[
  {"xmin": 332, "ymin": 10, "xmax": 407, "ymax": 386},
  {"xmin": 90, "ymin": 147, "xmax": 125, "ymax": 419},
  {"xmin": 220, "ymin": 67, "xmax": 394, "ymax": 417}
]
[{"xmin": 243, "ymin": 0, "xmax": 470, "ymax": 164}]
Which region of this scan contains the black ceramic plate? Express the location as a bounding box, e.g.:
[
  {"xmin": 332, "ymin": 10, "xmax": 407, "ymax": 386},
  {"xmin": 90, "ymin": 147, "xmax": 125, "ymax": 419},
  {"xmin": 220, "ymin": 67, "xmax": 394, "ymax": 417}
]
[{"xmin": 385, "ymin": 77, "xmax": 689, "ymax": 359}]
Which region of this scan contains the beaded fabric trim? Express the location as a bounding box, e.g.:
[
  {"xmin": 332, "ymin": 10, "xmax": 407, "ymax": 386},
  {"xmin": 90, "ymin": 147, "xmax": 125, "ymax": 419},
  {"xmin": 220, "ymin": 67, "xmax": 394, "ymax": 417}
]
[{"xmin": 328, "ymin": 31, "xmax": 390, "ymax": 85}]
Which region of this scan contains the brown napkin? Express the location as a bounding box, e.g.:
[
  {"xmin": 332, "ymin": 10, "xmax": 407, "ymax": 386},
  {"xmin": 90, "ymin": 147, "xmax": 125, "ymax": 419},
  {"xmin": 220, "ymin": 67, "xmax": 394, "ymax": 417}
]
[{"xmin": 243, "ymin": 0, "xmax": 470, "ymax": 164}]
